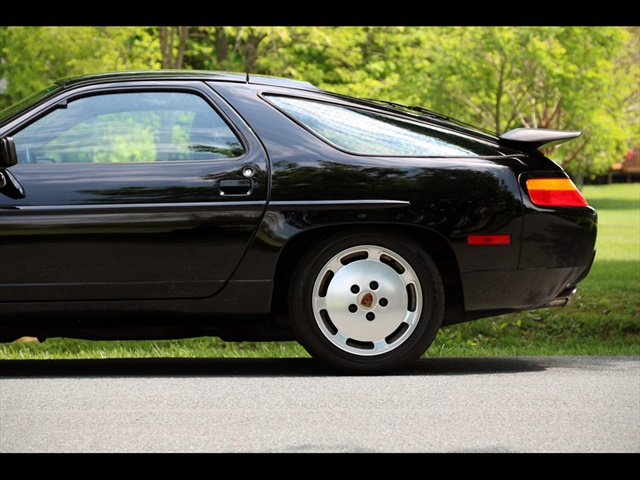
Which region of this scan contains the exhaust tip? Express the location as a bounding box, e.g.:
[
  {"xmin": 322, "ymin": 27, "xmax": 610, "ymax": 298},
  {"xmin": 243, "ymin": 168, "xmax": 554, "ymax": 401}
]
[{"xmin": 546, "ymin": 286, "xmax": 577, "ymax": 307}]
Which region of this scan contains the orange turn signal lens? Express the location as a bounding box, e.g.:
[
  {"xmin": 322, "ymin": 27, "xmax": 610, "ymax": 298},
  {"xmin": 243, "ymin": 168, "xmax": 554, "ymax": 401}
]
[{"xmin": 526, "ymin": 178, "xmax": 588, "ymax": 207}]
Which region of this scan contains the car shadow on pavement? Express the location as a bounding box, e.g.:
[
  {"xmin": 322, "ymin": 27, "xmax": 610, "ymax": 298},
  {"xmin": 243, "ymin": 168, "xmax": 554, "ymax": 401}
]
[{"xmin": 0, "ymin": 356, "xmax": 548, "ymax": 377}]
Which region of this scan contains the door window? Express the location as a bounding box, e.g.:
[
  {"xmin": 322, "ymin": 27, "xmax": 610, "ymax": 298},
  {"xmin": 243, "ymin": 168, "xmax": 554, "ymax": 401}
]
[{"xmin": 13, "ymin": 91, "xmax": 245, "ymax": 164}]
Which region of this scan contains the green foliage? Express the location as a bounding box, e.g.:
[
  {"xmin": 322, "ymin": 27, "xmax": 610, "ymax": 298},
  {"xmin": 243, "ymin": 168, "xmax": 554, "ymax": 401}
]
[
  {"xmin": 414, "ymin": 26, "xmax": 637, "ymax": 181},
  {"xmin": 2, "ymin": 26, "xmax": 636, "ymax": 181},
  {"xmin": 0, "ymin": 26, "xmax": 162, "ymax": 111}
]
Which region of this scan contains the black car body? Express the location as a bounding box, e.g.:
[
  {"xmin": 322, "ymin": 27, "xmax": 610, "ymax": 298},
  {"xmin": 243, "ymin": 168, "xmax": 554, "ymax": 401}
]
[{"xmin": 0, "ymin": 70, "xmax": 597, "ymax": 373}]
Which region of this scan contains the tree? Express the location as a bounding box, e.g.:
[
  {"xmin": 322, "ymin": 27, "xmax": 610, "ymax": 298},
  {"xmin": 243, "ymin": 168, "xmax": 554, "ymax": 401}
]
[
  {"xmin": 414, "ymin": 26, "xmax": 638, "ymax": 183},
  {"xmin": 159, "ymin": 27, "xmax": 189, "ymax": 69},
  {"xmin": 2, "ymin": 26, "xmax": 637, "ymax": 183},
  {"xmin": 0, "ymin": 26, "xmax": 162, "ymax": 110}
]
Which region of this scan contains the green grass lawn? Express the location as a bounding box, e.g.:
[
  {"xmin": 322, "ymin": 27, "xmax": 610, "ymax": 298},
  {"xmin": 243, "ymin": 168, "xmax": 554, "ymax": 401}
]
[{"xmin": 1, "ymin": 183, "xmax": 638, "ymax": 360}]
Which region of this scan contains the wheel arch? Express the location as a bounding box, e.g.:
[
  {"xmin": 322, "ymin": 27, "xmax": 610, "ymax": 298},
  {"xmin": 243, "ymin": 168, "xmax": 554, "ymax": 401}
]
[{"xmin": 271, "ymin": 223, "xmax": 465, "ymax": 327}]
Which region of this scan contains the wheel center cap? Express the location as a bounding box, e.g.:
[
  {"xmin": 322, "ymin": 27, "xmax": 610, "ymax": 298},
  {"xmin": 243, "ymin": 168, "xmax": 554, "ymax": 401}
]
[{"xmin": 359, "ymin": 292, "xmax": 375, "ymax": 309}]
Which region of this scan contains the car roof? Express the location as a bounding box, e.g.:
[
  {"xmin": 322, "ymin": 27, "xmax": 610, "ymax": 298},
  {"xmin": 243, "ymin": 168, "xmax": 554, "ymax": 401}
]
[
  {"xmin": 1, "ymin": 69, "xmax": 502, "ymax": 147},
  {"xmin": 55, "ymin": 70, "xmax": 320, "ymax": 91},
  {"xmin": 15, "ymin": 69, "xmax": 561, "ymax": 150}
]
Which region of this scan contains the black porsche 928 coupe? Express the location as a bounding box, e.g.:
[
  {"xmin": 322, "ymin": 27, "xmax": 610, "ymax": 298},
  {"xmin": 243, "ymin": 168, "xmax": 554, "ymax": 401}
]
[{"xmin": 0, "ymin": 70, "xmax": 597, "ymax": 373}]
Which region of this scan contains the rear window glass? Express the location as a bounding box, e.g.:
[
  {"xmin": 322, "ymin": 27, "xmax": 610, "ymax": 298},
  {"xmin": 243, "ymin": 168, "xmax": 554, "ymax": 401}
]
[{"xmin": 268, "ymin": 96, "xmax": 501, "ymax": 157}]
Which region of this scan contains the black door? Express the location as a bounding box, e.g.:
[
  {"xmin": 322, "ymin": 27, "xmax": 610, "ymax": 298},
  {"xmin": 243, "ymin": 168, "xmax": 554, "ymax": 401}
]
[{"xmin": 0, "ymin": 87, "xmax": 268, "ymax": 302}]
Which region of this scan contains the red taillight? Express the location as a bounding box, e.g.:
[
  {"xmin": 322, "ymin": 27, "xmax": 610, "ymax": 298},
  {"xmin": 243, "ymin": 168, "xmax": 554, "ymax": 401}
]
[{"xmin": 526, "ymin": 178, "xmax": 588, "ymax": 207}]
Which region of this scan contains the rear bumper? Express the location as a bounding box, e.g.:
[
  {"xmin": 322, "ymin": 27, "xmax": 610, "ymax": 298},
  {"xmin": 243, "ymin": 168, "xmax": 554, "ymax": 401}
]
[
  {"xmin": 543, "ymin": 247, "xmax": 596, "ymax": 308},
  {"xmin": 460, "ymin": 257, "xmax": 594, "ymax": 313}
]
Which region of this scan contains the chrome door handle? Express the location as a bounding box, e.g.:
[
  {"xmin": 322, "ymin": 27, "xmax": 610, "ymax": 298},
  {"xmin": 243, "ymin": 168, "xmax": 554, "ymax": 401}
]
[{"xmin": 218, "ymin": 179, "xmax": 253, "ymax": 196}]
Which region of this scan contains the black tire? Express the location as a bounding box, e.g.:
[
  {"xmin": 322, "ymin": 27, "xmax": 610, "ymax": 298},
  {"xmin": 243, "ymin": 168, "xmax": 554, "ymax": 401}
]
[{"xmin": 289, "ymin": 229, "xmax": 445, "ymax": 374}]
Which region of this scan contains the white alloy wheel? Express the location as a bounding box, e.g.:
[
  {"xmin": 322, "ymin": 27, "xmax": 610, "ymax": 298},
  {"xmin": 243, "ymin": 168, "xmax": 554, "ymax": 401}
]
[{"xmin": 312, "ymin": 245, "xmax": 422, "ymax": 355}]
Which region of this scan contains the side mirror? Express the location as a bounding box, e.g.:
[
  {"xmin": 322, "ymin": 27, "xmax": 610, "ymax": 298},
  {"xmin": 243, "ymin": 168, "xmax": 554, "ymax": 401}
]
[
  {"xmin": 0, "ymin": 137, "xmax": 25, "ymax": 198},
  {"xmin": 0, "ymin": 137, "xmax": 18, "ymax": 168},
  {"xmin": 0, "ymin": 166, "xmax": 25, "ymax": 199}
]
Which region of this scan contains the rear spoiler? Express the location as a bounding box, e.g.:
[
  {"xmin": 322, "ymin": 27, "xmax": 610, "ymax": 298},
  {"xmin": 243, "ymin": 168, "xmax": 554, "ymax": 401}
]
[{"xmin": 499, "ymin": 128, "xmax": 581, "ymax": 149}]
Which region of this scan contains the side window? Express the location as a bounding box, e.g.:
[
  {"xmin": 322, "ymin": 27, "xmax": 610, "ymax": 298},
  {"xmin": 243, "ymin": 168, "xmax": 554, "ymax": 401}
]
[
  {"xmin": 268, "ymin": 96, "xmax": 501, "ymax": 156},
  {"xmin": 13, "ymin": 91, "xmax": 245, "ymax": 164}
]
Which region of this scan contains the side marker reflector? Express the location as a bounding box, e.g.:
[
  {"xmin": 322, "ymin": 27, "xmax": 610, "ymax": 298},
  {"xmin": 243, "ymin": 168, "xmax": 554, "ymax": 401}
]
[{"xmin": 467, "ymin": 234, "xmax": 511, "ymax": 245}]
